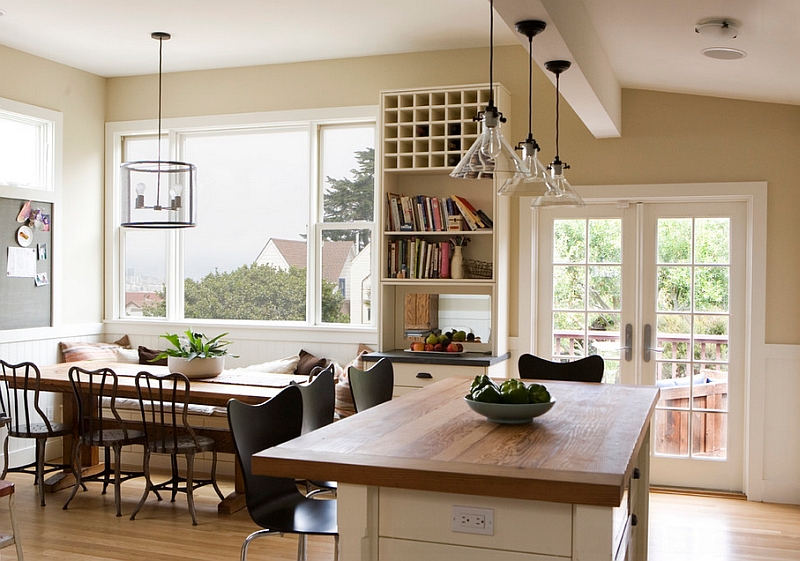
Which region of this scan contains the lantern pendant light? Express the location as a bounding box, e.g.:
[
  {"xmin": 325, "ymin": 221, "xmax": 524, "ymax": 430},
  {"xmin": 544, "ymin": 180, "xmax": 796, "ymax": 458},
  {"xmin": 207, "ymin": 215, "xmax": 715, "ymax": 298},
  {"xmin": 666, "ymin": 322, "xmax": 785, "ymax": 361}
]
[
  {"xmin": 450, "ymin": 0, "xmax": 529, "ymax": 180},
  {"xmin": 121, "ymin": 32, "xmax": 197, "ymax": 228},
  {"xmin": 532, "ymin": 60, "xmax": 585, "ymax": 208},
  {"xmin": 499, "ymin": 20, "xmax": 550, "ymax": 196}
]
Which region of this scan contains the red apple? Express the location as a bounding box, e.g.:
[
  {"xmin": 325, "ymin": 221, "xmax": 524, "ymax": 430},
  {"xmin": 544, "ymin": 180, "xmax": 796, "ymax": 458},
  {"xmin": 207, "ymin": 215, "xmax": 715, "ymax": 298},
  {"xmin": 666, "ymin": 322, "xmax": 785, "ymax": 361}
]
[
  {"xmin": 456, "ymin": 343, "xmax": 463, "ymax": 352},
  {"xmin": 424, "ymin": 343, "xmax": 435, "ymax": 351},
  {"xmin": 446, "ymin": 343, "xmax": 459, "ymax": 353},
  {"xmin": 433, "ymin": 343, "xmax": 444, "ymax": 352}
]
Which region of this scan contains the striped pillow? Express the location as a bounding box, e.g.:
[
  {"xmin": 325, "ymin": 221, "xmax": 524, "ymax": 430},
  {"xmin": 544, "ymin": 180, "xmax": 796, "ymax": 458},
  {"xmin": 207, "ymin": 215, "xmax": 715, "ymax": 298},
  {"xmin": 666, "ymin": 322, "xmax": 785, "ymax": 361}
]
[{"xmin": 59, "ymin": 336, "xmax": 130, "ymax": 362}]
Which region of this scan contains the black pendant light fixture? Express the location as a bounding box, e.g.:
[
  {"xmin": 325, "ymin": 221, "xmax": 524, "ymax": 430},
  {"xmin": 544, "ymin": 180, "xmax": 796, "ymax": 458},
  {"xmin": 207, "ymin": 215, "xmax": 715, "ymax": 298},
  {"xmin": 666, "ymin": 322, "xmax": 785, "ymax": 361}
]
[
  {"xmin": 121, "ymin": 32, "xmax": 197, "ymax": 228},
  {"xmin": 532, "ymin": 60, "xmax": 585, "ymax": 208},
  {"xmin": 450, "ymin": 0, "xmax": 528, "ymax": 180},
  {"xmin": 499, "ymin": 19, "xmax": 549, "ymax": 195}
]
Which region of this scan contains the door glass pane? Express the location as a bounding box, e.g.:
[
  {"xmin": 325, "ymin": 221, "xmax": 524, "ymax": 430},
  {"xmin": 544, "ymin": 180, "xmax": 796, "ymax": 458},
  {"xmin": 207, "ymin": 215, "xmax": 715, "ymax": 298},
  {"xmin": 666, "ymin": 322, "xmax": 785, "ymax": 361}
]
[
  {"xmin": 550, "ymin": 218, "xmax": 622, "ymax": 381},
  {"xmin": 654, "ymin": 217, "xmax": 730, "ymax": 460}
]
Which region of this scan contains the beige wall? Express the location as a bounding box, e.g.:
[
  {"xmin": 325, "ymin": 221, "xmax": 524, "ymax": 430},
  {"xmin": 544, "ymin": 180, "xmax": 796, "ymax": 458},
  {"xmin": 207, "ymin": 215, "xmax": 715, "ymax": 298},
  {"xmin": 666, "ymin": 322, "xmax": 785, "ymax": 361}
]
[
  {"xmin": 0, "ymin": 45, "xmax": 107, "ymax": 325},
  {"xmin": 107, "ymin": 45, "xmax": 799, "ymax": 344}
]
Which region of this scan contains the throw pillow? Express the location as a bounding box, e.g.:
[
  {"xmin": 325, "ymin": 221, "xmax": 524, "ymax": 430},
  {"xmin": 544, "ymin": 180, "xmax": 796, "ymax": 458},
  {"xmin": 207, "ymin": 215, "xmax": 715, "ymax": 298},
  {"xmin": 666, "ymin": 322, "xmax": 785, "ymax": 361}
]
[
  {"xmin": 59, "ymin": 337, "xmax": 130, "ymax": 363},
  {"xmin": 334, "ymin": 344, "xmax": 375, "ymax": 419},
  {"xmin": 243, "ymin": 355, "xmax": 301, "ymax": 374},
  {"xmin": 296, "ymin": 349, "xmax": 327, "ymax": 376},
  {"xmin": 138, "ymin": 346, "xmax": 168, "ymax": 366},
  {"xmin": 114, "ymin": 348, "xmax": 140, "ymax": 364}
]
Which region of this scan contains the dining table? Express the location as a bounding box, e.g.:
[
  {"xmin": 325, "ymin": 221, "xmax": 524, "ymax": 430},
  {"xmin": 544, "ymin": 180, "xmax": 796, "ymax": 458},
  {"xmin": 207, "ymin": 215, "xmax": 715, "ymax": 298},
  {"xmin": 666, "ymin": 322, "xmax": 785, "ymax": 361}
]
[{"xmin": 29, "ymin": 360, "xmax": 309, "ymax": 514}]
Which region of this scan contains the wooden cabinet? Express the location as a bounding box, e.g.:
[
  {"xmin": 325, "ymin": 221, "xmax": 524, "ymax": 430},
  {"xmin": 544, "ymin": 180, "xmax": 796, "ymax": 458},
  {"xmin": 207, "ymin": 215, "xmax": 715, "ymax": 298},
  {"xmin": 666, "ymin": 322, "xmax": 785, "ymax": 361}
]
[{"xmin": 378, "ymin": 84, "xmax": 512, "ymax": 382}]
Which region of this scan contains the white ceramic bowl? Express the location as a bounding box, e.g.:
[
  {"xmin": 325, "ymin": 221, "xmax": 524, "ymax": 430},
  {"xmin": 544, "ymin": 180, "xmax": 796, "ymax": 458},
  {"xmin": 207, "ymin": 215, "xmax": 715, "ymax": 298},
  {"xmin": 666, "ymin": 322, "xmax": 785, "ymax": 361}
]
[{"xmin": 464, "ymin": 397, "xmax": 556, "ymax": 424}]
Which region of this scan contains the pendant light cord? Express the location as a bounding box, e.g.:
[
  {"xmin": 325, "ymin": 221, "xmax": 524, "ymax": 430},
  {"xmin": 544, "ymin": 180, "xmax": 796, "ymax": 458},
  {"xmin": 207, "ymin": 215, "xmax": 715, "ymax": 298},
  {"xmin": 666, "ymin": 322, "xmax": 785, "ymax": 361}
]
[
  {"xmin": 156, "ymin": 35, "xmax": 164, "ymax": 198},
  {"xmin": 554, "ymin": 72, "xmax": 561, "ymax": 160},
  {"xmin": 527, "ymin": 34, "xmax": 533, "ymax": 136},
  {"xmin": 488, "ymin": 0, "xmax": 495, "ymax": 110}
]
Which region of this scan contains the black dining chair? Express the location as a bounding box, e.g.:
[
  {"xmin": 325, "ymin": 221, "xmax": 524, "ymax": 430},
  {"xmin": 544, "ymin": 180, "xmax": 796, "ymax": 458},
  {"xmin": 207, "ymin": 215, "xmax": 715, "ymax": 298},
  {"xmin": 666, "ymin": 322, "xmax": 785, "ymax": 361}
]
[
  {"xmin": 518, "ymin": 354, "xmax": 605, "ymax": 383},
  {"xmin": 0, "ymin": 360, "xmax": 73, "ymax": 506},
  {"xmin": 227, "ymin": 385, "xmax": 338, "ymax": 561},
  {"xmin": 295, "ymin": 365, "xmax": 336, "ymax": 495},
  {"xmin": 348, "ymin": 357, "xmax": 394, "ymax": 413},
  {"xmin": 130, "ymin": 371, "xmax": 224, "ymax": 525},
  {"xmin": 62, "ymin": 365, "xmax": 145, "ymax": 516}
]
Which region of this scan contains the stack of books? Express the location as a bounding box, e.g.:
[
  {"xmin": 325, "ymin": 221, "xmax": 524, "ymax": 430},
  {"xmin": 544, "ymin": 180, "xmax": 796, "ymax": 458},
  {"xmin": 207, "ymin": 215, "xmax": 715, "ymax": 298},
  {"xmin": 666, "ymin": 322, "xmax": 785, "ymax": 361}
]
[{"xmin": 386, "ymin": 193, "xmax": 492, "ymax": 232}]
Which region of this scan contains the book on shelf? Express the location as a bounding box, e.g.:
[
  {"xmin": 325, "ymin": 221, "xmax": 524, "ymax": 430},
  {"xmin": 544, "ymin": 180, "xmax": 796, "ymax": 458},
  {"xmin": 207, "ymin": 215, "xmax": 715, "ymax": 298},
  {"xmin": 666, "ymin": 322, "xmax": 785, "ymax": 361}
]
[{"xmin": 451, "ymin": 194, "xmax": 491, "ymax": 231}]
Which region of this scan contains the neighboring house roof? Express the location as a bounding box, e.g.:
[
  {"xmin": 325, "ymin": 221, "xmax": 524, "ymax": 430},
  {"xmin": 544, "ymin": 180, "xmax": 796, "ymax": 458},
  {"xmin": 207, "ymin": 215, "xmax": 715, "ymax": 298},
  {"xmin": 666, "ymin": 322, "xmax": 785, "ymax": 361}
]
[
  {"xmin": 125, "ymin": 292, "xmax": 162, "ymax": 308},
  {"xmin": 255, "ymin": 238, "xmax": 356, "ymax": 283}
]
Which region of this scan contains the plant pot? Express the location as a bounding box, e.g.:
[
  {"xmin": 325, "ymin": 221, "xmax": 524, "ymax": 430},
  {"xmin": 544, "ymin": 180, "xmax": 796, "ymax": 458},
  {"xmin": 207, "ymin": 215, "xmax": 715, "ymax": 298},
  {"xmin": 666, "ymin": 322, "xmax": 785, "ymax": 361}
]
[{"xmin": 167, "ymin": 356, "xmax": 225, "ymax": 379}]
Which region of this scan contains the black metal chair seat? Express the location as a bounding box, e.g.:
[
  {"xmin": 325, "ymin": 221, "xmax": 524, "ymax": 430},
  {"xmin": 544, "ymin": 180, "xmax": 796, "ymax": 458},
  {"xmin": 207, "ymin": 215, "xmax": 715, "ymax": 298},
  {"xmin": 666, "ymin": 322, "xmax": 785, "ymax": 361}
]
[
  {"xmin": 145, "ymin": 434, "xmax": 215, "ymax": 455},
  {"xmin": 248, "ymin": 490, "xmax": 338, "ymax": 535},
  {"xmin": 11, "ymin": 422, "xmax": 73, "ymax": 438},
  {"xmin": 79, "ymin": 428, "xmax": 145, "ymax": 447}
]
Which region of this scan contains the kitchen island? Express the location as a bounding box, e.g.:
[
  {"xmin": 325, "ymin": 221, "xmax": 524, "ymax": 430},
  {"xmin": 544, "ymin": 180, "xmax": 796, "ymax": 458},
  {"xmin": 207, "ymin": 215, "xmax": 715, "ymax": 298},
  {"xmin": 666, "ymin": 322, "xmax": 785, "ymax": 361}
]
[{"xmin": 253, "ymin": 377, "xmax": 659, "ymax": 560}]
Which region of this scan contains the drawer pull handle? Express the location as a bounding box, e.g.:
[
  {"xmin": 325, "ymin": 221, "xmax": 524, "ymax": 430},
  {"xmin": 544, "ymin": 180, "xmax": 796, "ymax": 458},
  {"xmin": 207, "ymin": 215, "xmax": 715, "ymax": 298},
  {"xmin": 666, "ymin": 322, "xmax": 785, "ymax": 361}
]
[
  {"xmin": 416, "ymin": 372, "xmax": 433, "ymax": 379},
  {"xmin": 631, "ymin": 514, "xmax": 638, "ymax": 526},
  {"xmin": 633, "ymin": 468, "xmax": 641, "ymax": 480}
]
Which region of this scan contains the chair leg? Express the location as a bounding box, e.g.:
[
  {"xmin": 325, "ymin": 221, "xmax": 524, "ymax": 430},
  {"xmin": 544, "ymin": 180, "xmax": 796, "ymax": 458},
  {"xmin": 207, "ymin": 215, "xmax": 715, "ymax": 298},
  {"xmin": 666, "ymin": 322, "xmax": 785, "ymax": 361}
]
[
  {"xmin": 130, "ymin": 449, "xmax": 152, "ymax": 521},
  {"xmin": 62, "ymin": 440, "xmax": 84, "ymax": 511},
  {"xmin": 35, "ymin": 437, "xmax": 46, "ymax": 507},
  {"xmin": 185, "ymin": 452, "xmax": 198, "ymax": 526},
  {"xmin": 210, "ymin": 450, "xmax": 224, "ymax": 500},
  {"xmin": 241, "ymin": 529, "xmax": 282, "ymax": 561},
  {"xmin": 170, "ymin": 454, "xmax": 179, "ymax": 503},
  {"xmin": 333, "ymin": 535, "xmax": 339, "ymax": 561},
  {"xmin": 1, "ymin": 433, "xmax": 9, "ymax": 480},
  {"xmin": 112, "ymin": 443, "xmax": 123, "ymax": 517},
  {"xmin": 7, "ymin": 488, "xmax": 24, "ymax": 561},
  {"xmin": 297, "ymin": 533, "xmax": 307, "ymax": 561},
  {"xmin": 102, "ymin": 446, "xmax": 112, "ymax": 495}
]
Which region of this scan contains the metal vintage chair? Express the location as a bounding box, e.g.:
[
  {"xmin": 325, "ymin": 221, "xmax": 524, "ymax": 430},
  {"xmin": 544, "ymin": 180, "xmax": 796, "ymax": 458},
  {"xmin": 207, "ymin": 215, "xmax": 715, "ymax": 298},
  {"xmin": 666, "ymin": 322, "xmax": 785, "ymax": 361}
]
[
  {"xmin": 348, "ymin": 357, "xmax": 394, "ymax": 413},
  {"xmin": 130, "ymin": 371, "xmax": 224, "ymax": 525},
  {"xmin": 517, "ymin": 354, "xmax": 605, "ymax": 383},
  {"xmin": 0, "ymin": 360, "xmax": 73, "ymax": 506},
  {"xmin": 227, "ymin": 385, "xmax": 338, "ymax": 561},
  {"xmin": 295, "ymin": 365, "xmax": 336, "ymax": 495},
  {"xmin": 62, "ymin": 365, "xmax": 145, "ymax": 516}
]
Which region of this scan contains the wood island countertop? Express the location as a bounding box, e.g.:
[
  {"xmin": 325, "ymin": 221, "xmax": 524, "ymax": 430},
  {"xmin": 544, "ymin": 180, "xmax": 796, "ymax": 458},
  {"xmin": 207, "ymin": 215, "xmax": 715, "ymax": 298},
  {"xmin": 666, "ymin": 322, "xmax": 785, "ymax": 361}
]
[{"xmin": 252, "ymin": 377, "xmax": 659, "ymax": 507}]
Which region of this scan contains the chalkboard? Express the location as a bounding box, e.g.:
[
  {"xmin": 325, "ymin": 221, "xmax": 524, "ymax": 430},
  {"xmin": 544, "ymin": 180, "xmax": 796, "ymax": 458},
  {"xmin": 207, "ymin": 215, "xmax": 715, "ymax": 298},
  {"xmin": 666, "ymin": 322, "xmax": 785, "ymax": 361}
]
[{"xmin": 0, "ymin": 197, "xmax": 52, "ymax": 329}]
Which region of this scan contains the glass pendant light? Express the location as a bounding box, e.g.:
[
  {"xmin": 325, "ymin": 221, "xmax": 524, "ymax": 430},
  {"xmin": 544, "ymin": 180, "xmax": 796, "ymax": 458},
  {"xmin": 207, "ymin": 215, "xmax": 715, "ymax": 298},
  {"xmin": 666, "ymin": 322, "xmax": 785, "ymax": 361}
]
[
  {"xmin": 532, "ymin": 60, "xmax": 586, "ymax": 208},
  {"xmin": 450, "ymin": 0, "xmax": 529, "ymax": 180},
  {"xmin": 121, "ymin": 32, "xmax": 197, "ymax": 228},
  {"xmin": 499, "ymin": 20, "xmax": 550, "ymax": 196}
]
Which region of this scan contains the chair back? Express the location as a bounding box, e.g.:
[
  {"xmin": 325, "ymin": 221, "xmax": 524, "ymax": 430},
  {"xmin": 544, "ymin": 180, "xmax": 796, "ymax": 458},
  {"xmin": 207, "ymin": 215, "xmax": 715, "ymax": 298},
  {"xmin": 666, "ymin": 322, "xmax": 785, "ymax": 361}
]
[
  {"xmin": 518, "ymin": 354, "xmax": 604, "ymax": 383},
  {"xmin": 348, "ymin": 357, "xmax": 394, "ymax": 413},
  {"xmin": 0, "ymin": 359, "xmax": 54, "ymax": 432},
  {"xmin": 134, "ymin": 371, "xmax": 200, "ymax": 453},
  {"xmin": 296, "ymin": 364, "xmax": 335, "ymax": 434},
  {"xmin": 227, "ymin": 385, "xmax": 304, "ymax": 512},
  {"xmin": 68, "ymin": 365, "xmax": 132, "ymax": 443}
]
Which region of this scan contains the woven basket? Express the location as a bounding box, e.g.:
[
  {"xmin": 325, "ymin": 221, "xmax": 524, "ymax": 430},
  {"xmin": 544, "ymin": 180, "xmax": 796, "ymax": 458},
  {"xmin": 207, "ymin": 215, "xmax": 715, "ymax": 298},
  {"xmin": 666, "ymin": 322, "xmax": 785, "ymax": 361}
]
[{"xmin": 464, "ymin": 259, "xmax": 493, "ymax": 279}]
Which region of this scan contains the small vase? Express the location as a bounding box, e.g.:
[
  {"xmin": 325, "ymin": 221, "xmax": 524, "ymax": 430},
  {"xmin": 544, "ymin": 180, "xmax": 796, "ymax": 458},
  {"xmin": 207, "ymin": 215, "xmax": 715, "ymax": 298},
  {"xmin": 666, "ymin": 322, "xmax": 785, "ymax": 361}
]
[
  {"xmin": 451, "ymin": 246, "xmax": 464, "ymax": 279},
  {"xmin": 167, "ymin": 356, "xmax": 225, "ymax": 379}
]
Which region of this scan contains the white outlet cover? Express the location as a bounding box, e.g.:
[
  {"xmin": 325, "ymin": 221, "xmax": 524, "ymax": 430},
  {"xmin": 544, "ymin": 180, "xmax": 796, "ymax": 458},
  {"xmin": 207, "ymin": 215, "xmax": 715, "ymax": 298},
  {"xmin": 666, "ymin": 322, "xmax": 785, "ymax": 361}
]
[{"xmin": 451, "ymin": 505, "xmax": 494, "ymax": 535}]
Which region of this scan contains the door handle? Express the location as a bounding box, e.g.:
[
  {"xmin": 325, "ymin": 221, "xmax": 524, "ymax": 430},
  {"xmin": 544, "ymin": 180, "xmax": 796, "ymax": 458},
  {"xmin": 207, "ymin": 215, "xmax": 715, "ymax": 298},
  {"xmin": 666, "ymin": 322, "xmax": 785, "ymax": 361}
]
[
  {"xmin": 643, "ymin": 324, "xmax": 663, "ymax": 363},
  {"xmin": 618, "ymin": 323, "xmax": 632, "ymax": 362}
]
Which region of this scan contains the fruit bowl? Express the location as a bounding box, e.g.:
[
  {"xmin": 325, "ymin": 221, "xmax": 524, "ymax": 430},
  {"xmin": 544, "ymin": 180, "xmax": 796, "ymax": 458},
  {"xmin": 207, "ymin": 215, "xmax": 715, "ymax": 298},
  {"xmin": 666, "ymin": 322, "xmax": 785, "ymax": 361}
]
[{"xmin": 463, "ymin": 397, "xmax": 556, "ymax": 424}]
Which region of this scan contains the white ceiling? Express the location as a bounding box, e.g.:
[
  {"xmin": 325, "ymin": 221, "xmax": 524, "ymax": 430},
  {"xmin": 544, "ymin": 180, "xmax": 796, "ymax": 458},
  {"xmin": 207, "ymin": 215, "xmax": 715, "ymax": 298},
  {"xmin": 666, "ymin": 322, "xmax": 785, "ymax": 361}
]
[{"xmin": 1, "ymin": 0, "xmax": 797, "ymax": 137}]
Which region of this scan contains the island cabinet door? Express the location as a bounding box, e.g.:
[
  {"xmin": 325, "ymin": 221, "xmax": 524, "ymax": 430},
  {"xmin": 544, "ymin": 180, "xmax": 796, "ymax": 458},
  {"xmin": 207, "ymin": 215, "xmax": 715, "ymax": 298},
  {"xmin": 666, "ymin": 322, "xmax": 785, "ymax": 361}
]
[{"xmin": 376, "ymin": 487, "xmax": 572, "ymax": 560}]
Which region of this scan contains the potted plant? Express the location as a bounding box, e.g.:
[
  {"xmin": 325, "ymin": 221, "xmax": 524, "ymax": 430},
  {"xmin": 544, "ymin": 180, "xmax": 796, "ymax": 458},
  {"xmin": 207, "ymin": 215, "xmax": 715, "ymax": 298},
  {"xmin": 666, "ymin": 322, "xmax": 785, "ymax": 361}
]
[{"xmin": 154, "ymin": 329, "xmax": 237, "ymax": 379}]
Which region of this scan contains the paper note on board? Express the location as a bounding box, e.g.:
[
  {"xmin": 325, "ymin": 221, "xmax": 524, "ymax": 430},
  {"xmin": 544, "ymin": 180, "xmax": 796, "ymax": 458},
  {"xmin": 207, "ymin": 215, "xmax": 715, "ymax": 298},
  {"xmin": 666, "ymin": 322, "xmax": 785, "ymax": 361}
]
[{"xmin": 7, "ymin": 247, "xmax": 37, "ymax": 278}]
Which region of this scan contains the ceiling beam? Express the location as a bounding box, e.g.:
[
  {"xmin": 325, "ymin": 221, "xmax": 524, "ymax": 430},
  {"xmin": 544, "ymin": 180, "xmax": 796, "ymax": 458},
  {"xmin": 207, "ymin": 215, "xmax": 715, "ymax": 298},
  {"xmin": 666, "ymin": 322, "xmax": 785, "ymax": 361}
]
[{"xmin": 494, "ymin": 0, "xmax": 621, "ymax": 139}]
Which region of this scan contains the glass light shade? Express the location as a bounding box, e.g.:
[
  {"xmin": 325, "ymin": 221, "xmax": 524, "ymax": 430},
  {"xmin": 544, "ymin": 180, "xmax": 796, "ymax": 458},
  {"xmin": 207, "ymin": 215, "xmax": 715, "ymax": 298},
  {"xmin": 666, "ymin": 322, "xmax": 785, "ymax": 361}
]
[
  {"xmin": 450, "ymin": 111, "xmax": 530, "ymax": 180},
  {"xmin": 121, "ymin": 160, "xmax": 197, "ymax": 228},
  {"xmin": 498, "ymin": 137, "xmax": 549, "ymax": 195},
  {"xmin": 531, "ymin": 162, "xmax": 585, "ymax": 208}
]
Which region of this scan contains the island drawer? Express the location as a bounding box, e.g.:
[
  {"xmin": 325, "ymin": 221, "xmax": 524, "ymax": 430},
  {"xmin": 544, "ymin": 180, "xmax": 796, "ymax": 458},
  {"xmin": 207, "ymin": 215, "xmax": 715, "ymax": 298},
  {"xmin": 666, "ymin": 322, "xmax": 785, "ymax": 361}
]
[{"xmin": 392, "ymin": 362, "xmax": 478, "ymax": 389}]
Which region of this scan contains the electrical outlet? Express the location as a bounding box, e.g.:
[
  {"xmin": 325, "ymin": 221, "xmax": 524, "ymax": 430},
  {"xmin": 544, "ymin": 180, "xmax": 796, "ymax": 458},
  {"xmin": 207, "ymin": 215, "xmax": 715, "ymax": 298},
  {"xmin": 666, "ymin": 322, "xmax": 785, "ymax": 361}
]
[
  {"xmin": 45, "ymin": 406, "xmax": 54, "ymax": 418},
  {"xmin": 451, "ymin": 505, "xmax": 494, "ymax": 535}
]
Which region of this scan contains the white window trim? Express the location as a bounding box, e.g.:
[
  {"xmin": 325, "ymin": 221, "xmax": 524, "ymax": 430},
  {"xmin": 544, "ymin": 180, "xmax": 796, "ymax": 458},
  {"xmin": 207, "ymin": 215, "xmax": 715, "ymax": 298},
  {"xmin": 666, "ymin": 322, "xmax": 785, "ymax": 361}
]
[{"xmin": 105, "ymin": 106, "xmax": 378, "ymax": 332}]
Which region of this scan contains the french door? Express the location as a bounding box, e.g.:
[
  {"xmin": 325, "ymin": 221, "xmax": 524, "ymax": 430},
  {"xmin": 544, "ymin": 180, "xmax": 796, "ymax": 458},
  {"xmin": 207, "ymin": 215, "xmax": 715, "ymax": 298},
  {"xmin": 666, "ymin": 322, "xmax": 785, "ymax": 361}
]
[{"xmin": 534, "ymin": 199, "xmax": 746, "ymax": 492}]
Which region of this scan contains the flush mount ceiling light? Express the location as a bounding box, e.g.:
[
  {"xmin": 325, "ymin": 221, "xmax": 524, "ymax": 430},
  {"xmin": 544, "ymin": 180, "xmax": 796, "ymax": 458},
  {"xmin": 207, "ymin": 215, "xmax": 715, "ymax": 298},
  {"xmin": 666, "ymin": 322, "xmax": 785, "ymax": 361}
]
[
  {"xmin": 532, "ymin": 60, "xmax": 585, "ymax": 208},
  {"xmin": 121, "ymin": 32, "xmax": 197, "ymax": 228},
  {"xmin": 695, "ymin": 19, "xmax": 746, "ymax": 60},
  {"xmin": 450, "ymin": 0, "xmax": 529, "ymax": 180},
  {"xmin": 498, "ymin": 19, "xmax": 550, "ymax": 196}
]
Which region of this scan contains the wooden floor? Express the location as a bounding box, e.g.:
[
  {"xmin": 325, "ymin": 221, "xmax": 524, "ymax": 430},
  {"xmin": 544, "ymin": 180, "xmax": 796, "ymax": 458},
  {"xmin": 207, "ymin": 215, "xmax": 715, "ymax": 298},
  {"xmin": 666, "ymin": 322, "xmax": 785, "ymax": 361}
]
[{"xmin": 0, "ymin": 473, "xmax": 798, "ymax": 560}]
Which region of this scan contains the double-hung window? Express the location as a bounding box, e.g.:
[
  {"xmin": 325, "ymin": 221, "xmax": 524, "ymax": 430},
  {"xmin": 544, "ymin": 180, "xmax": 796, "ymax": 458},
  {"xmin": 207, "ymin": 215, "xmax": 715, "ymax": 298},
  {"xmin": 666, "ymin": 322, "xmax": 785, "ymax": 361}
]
[
  {"xmin": 110, "ymin": 107, "xmax": 376, "ymax": 327},
  {"xmin": 0, "ymin": 97, "xmax": 59, "ymax": 193}
]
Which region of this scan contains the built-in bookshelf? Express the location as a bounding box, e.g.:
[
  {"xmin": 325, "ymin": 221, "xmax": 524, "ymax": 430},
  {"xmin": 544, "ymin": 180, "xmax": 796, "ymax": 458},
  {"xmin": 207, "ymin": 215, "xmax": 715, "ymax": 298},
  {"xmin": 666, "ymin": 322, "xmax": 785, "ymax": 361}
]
[{"xmin": 378, "ymin": 84, "xmax": 511, "ymax": 361}]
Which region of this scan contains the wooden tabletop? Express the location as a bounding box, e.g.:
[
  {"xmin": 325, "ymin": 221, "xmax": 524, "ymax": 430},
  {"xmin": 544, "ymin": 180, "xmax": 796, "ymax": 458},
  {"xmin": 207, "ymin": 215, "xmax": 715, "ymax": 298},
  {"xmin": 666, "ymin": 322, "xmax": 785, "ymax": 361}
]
[
  {"xmin": 35, "ymin": 361, "xmax": 307, "ymax": 406},
  {"xmin": 253, "ymin": 377, "xmax": 659, "ymax": 507}
]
